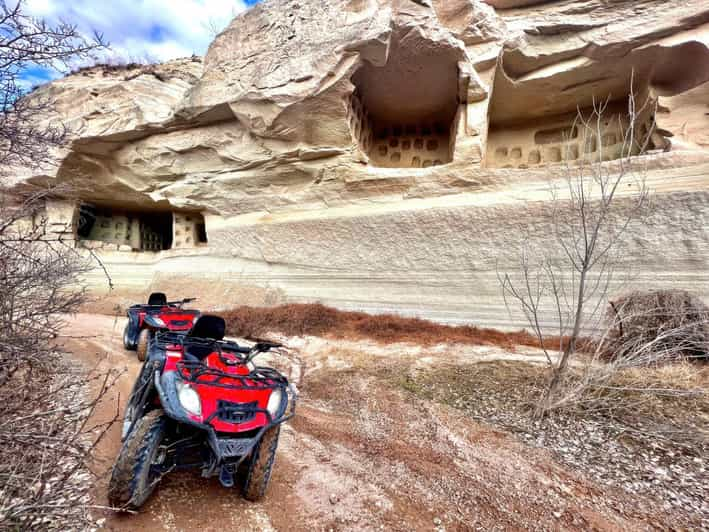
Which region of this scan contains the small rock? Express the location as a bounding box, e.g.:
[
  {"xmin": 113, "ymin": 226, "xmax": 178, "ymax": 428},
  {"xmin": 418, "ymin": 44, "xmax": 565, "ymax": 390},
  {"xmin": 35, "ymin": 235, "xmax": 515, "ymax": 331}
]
[
  {"xmin": 433, "ymin": 517, "xmax": 442, "ymax": 525},
  {"xmin": 329, "ymin": 493, "xmax": 339, "ymax": 505},
  {"xmin": 553, "ymin": 511, "xmax": 563, "ymax": 519}
]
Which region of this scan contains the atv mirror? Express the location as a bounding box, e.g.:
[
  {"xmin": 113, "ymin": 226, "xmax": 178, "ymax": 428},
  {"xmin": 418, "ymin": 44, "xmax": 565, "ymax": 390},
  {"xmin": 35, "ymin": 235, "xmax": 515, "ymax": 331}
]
[{"xmin": 182, "ymin": 297, "xmax": 197, "ymax": 303}]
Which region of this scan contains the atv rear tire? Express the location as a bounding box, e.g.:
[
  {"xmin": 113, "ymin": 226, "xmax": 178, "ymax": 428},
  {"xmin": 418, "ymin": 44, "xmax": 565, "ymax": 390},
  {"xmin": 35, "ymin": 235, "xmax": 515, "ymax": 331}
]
[
  {"xmin": 123, "ymin": 323, "xmax": 136, "ymax": 351},
  {"xmin": 136, "ymin": 329, "xmax": 150, "ymax": 361},
  {"xmin": 242, "ymin": 425, "xmax": 280, "ymax": 501},
  {"xmin": 108, "ymin": 409, "xmax": 166, "ymax": 510}
]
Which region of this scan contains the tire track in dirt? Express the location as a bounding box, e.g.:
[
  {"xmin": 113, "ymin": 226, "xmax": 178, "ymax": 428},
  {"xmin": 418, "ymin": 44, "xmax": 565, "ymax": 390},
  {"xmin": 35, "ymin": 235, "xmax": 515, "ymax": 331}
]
[{"xmin": 62, "ymin": 314, "xmax": 680, "ymax": 531}]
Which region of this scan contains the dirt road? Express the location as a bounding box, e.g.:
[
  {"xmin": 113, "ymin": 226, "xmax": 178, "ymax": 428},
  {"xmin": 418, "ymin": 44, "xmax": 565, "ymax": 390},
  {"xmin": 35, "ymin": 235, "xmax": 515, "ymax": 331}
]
[{"xmin": 63, "ymin": 314, "xmax": 680, "ymax": 531}]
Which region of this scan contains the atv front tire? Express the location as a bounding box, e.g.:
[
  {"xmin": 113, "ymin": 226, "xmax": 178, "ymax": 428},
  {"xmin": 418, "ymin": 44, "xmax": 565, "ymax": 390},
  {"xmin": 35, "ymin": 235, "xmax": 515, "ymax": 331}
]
[
  {"xmin": 108, "ymin": 409, "xmax": 166, "ymax": 510},
  {"xmin": 136, "ymin": 329, "xmax": 150, "ymax": 361},
  {"xmin": 242, "ymin": 425, "xmax": 280, "ymax": 501},
  {"xmin": 123, "ymin": 323, "xmax": 136, "ymax": 351}
]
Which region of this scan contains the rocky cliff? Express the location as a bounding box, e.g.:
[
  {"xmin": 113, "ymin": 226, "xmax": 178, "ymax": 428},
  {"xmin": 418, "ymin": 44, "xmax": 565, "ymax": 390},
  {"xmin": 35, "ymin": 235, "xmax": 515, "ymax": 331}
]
[{"xmin": 17, "ymin": 0, "xmax": 709, "ymax": 328}]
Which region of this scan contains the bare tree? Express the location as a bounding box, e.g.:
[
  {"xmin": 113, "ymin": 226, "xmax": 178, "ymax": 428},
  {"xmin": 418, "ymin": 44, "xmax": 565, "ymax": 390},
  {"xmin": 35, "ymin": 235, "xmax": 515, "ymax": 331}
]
[
  {"xmin": 201, "ymin": 6, "xmax": 242, "ymax": 39},
  {"xmin": 0, "ymin": 2, "xmax": 114, "ymax": 528},
  {"xmin": 0, "ymin": 187, "xmax": 124, "ymax": 529},
  {"xmin": 0, "ymin": 0, "xmax": 106, "ymax": 172},
  {"xmin": 498, "ymin": 83, "xmax": 656, "ymax": 414}
]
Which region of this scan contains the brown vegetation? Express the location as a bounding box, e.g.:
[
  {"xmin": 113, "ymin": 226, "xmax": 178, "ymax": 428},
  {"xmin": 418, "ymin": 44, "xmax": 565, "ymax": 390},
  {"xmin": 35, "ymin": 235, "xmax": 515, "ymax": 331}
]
[
  {"xmin": 607, "ymin": 289, "xmax": 709, "ymax": 361},
  {"xmin": 223, "ymin": 303, "xmax": 564, "ymax": 349},
  {"xmin": 68, "ymin": 55, "xmax": 202, "ymax": 84}
]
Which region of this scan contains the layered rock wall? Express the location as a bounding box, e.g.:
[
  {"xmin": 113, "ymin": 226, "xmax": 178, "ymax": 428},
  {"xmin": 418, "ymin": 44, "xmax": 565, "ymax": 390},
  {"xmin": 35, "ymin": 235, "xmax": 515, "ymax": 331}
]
[{"xmin": 16, "ymin": 0, "xmax": 709, "ymax": 327}]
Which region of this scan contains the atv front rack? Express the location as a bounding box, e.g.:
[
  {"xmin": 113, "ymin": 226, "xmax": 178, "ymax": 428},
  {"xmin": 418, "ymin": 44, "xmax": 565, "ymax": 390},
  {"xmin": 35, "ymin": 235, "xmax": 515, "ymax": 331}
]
[{"xmin": 177, "ymin": 359, "xmax": 289, "ymax": 391}]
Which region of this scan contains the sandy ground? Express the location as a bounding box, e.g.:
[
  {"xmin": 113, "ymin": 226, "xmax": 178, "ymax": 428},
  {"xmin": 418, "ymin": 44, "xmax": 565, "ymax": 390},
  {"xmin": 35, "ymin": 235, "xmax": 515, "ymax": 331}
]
[{"xmin": 62, "ymin": 314, "xmax": 686, "ymax": 531}]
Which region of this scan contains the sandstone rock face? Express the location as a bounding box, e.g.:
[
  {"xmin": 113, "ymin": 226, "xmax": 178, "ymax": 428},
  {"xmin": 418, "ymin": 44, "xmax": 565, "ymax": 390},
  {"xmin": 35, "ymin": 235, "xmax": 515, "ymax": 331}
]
[
  {"xmin": 16, "ymin": 0, "xmax": 709, "ymax": 328},
  {"xmin": 39, "ymin": 58, "xmax": 203, "ymax": 141}
]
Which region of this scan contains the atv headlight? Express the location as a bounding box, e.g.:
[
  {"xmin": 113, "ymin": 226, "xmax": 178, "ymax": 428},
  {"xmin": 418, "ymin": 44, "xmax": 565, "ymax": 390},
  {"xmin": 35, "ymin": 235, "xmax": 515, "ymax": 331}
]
[
  {"xmin": 153, "ymin": 317, "xmax": 166, "ymax": 327},
  {"xmin": 176, "ymin": 380, "xmax": 201, "ymax": 417},
  {"xmin": 266, "ymin": 389, "xmax": 283, "ymax": 418}
]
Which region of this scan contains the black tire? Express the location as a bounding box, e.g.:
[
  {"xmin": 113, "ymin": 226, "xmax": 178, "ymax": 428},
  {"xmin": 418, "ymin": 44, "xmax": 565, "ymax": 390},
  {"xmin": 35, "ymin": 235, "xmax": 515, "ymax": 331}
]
[
  {"xmin": 123, "ymin": 323, "xmax": 136, "ymax": 351},
  {"xmin": 242, "ymin": 425, "xmax": 280, "ymax": 501},
  {"xmin": 136, "ymin": 329, "xmax": 150, "ymax": 362},
  {"xmin": 108, "ymin": 409, "xmax": 167, "ymax": 510}
]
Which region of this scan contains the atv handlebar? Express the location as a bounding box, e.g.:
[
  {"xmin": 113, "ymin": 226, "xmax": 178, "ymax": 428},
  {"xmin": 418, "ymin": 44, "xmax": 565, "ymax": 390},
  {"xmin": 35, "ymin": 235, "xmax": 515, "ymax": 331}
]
[
  {"xmin": 252, "ymin": 340, "xmax": 283, "ymax": 351},
  {"xmin": 166, "ymin": 297, "xmax": 197, "ymax": 307},
  {"xmin": 243, "ymin": 341, "xmax": 283, "ymax": 363},
  {"xmin": 128, "ymin": 297, "xmax": 197, "ymax": 311},
  {"xmin": 227, "ymin": 341, "xmax": 282, "ymax": 363},
  {"xmin": 154, "ymin": 331, "xmax": 282, "ymax": 360}
]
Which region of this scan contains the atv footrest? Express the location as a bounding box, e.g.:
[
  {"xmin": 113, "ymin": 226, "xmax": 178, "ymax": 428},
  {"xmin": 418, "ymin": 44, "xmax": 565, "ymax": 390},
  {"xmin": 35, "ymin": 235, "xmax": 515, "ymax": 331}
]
[{"xmin": 217, "ymin": 437, "xmax": 258, "ymax": 458}]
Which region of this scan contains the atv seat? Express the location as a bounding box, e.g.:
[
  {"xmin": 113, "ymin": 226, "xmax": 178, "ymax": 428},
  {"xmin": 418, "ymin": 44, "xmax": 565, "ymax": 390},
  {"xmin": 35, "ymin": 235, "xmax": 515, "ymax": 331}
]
[
  {"xmin": 184, "ymin": 315, "xmax": 226, "ymax": 360},
  {"xmin": 148, "ymin": 292, "xmax": 168, "ymax": 306}
]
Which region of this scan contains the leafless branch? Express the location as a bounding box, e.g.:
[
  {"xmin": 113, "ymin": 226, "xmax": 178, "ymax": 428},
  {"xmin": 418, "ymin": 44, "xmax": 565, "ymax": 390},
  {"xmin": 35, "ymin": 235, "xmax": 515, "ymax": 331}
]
[
  {"xmin": 0, "ymin": 2, "xmax": 113, "ymax": 528},
  {"xmin": 0, "ymin": 0, "xmax": 107, "ymax": 173},
  {"xmin": 497, "ymin": 79, "xmax": 657, "ymax": 415}
]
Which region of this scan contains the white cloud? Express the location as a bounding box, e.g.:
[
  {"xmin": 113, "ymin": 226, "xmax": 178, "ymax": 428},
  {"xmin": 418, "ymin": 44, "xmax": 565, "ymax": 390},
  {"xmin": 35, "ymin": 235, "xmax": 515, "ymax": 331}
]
[{"xmin": 22, "ymin": 0, "xmax": 252, "ymax": 64}]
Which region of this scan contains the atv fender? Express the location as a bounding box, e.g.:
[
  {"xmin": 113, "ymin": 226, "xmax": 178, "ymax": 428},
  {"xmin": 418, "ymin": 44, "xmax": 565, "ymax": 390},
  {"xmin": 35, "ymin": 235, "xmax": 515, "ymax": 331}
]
[
  {"xmin": 124, "ymin": 310, "xmax": 142, "ymax": 349},
  {"xmin": 122, "ymin": 360, "xmax": 163, "ymax": 440}
]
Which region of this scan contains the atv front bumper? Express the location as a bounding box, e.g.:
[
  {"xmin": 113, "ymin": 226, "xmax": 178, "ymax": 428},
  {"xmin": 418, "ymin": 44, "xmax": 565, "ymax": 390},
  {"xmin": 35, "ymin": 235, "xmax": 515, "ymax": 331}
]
[{"xmin": 154, "ymin": 369, "xmax": 296, "ymax": 473}]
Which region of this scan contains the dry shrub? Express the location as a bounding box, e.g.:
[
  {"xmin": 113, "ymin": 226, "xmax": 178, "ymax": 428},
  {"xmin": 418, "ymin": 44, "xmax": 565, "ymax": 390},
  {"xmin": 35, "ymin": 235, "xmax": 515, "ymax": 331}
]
[
  {"xmin": 0, "ymin": 4, "xmax": 113, "ymax": 526},
  {"xmin": 0, "ymin": 365, "xmax": 119, "ymax": 529},
  {"xmin": 70, "ymin": 61, "xmax": 142, "ymax": 76},
  {"xmin": 616, "ymin": 360, "xmax": 709, "ymax": 393},
  {"xmin": 607, "ymin": 290, "xmax": 709, "ymax": 362},
  {"xmin": 224, "ymin": 303, "xmax": 340, "ymax": 339},
  {"xmin": 223, "ymin": 303, "xmax": 568, "ymax": 349},
  {"xmin": 538, "ymin": 290, "xmax": 709, "ymax": 414},
  {"xmin": 0, "ymin": 189, "xmax": 119, "ymax": 528}
]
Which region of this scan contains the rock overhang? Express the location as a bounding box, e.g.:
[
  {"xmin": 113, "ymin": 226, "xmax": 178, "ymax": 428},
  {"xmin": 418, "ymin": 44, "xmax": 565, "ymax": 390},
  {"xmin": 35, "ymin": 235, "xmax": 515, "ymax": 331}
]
[{"xmin": 20, "ymin": 0, "xmax": 709, "ymax": 204}]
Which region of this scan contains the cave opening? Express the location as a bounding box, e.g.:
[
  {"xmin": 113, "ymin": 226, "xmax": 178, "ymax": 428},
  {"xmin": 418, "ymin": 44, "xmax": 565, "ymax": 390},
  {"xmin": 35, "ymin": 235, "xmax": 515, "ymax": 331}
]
[
  {"xmin": 140, "ymin": 212, "xmax": 173, "ymax": 251},
  {"xmin": 348, "ymin": 34, "xmax": 460, "ymax": 168},
  {"xmin": 480, "ymin": 59, "xmax": 688, "ymax": 169},
  {"xmin": 77, "ymin": 204, "xmax": 206, "ymax": 251},
  {"xmin": 485, "ymin": 99, "xmax": 659, "ymax": 169}
]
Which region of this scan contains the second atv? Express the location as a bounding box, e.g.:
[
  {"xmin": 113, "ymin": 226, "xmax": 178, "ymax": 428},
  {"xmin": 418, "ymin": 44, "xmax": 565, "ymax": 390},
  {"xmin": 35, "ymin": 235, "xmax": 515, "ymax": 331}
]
[{"xmin": 123, "ymin": 292, "xmax": 200, "ymax": 360}]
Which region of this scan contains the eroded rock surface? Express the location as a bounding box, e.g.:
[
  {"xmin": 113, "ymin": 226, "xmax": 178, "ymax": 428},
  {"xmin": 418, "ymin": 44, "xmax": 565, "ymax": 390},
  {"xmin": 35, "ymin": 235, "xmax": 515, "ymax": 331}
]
[{"xmin": 14, "ymin": 0, "xmax": 709, "ymax": 326}]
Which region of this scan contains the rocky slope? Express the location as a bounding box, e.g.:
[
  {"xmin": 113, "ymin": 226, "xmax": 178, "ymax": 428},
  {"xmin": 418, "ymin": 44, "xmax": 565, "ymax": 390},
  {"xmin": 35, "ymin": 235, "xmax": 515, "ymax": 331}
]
[{"xmin": 15, "ymin": 0, "xmax": 709, "ymax": 328}]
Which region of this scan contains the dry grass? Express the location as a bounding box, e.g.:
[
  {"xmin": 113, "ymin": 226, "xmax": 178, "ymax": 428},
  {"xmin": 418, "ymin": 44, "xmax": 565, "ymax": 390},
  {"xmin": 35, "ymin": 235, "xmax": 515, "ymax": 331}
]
[
  {"xmin": 613, "ymin": 360, "xmax": 709, "ymax": 392},
  {"xmin": 222, "ymin": 303, "xmax": 572, "ymax": 350}
]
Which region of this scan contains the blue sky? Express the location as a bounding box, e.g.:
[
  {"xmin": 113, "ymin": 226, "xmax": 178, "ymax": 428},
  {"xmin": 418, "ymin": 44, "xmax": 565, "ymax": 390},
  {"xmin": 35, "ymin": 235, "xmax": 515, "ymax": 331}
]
[{"xmin": 19, "ymin": 0, "xmax": 261, "ymax": 89}]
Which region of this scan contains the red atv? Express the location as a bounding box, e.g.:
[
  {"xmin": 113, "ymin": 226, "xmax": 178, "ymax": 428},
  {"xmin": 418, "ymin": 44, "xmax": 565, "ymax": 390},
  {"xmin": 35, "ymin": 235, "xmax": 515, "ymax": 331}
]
[
  {"xmin": 123, "ymin": 292, "xmax": 200, "ymax": 361},
  {"xmin": 109, "ymin": 315, "xmax": 295, "ymax": 510}
]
